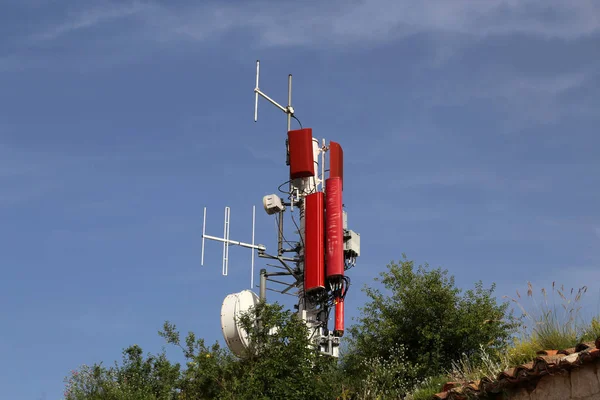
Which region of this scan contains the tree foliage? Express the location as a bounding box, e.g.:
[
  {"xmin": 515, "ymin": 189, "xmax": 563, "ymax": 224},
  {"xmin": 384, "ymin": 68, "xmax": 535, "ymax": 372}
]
[
  {"xmin": 64, "ymin": 256, "xmax": 521, "ymax": 400},
  {"xmin": 64, "ymin": 302, "xmax": 342, "ymax": 400},
  {"xmin": 343, "ymin": 256, "xmax": 520, "ymax": 389},
  {"xmin": 222, "ymin": 301, "xmax": 341, "ymax": 399},
  {"xmin": 63, "ymin": 345, "xmax": 180, "ymax": 400}
]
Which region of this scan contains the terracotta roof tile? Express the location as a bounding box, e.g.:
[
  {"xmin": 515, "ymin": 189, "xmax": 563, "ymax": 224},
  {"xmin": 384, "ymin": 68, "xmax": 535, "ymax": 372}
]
[
  {"xmin": 432, "ymin": 337, "xmax": 600, "ymax": 400},
  {"xmin": 575, "ymin": 341, "xmax": 595, "ymax": 352},
  {"xmin": 588, "ymin": 348, "xmax": 600, "ymax": 356},
  {"xmin": 558, "ymin": 347, "xmax": 576, "ymax": 355},
  {"xmin": 498, "ymin": 367, "xmax": 516, "ymax": 380},
  {"xmin": 536, "ymin": 349, "xmax": 558, "ymax": 356},
  {"xmin": 433, "ymin": 391, "xmax": 449, "ymax": 400},
  {"xmin": 442, "ymin": 382, "xmax": 459, "ymax": 392}
]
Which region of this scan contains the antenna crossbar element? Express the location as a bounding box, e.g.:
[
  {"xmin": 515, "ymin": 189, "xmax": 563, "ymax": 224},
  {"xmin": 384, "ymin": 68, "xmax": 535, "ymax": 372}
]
[
  {"xmin": 254, "ymin": 60, "xmax": 295, "ymax": 127},
  {"xmin": 202, "ymin": 234, "xmax": 266, "ymax": 252},
  {"xmin": 265, "ymin": 287, "xmax": 296, "ymax": 297},
  {"xmin": 266, "ymin": 277, "xmax": 293, "ymax": 286},
  {"xmin": 255, "ymin": 88, "xmax": 287, "ymax": 115},
  {"xmin": 201, "ymin": 206, "xmax": 265, "ymax": 282},
  {"xmin": 281, "ymin": 283, "xmax": 297, "ymax": 295}
]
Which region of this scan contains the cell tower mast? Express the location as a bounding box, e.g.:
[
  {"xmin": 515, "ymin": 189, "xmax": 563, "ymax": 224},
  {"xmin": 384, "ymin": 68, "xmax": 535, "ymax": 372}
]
[{"xmin": 202, "ymin": 60, "xmax": 360, "ymax": 358}]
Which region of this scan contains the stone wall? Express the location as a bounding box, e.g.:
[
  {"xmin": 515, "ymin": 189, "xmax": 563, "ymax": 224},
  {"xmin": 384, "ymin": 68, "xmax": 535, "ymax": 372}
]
[{"xmin": 507, "ymin": 360, "xmax": 600, "ymax": 400}]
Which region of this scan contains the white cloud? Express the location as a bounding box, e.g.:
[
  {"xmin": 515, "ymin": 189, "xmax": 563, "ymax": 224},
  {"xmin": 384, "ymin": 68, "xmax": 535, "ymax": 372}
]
[
  {"xmin": 29, "ymin": 2, "xmax": 150, "ymax": 42},
  {"xmin": 24, "ymin": 0, "xmax": 600, "ymax": 48},
  {"xmin": 494, "ymin": 70, "xmax": 597, "ymax": 125},
  {"xmin": 7, "ymin": 0, "xmax": 598, "ymax": 87},
  {"xmin": 179, "ymin": 0, "xmax": 600, "ymax": 47},
  {"xmin": 421, "ymin": 68, "xmax": 592, "ymax": 103},
  {"xmin": 412, "ymin": 65, "xmax": 598, "ymax": 128}
]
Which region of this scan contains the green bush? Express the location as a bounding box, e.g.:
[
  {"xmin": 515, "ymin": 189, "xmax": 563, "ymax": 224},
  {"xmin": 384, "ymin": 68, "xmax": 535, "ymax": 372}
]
[
  {"xmin": 351, "ymin": 344, "xmax": 421, "ymax": 399},
  {"xmin": 342, "ymin": 256, "xmax": 520, "ymax": 396},
  {"xmin": 63, "ymin": 346, "xmax": 180, "ymax": 400},
  {"xmin": 64, "ymin": 302, "xmax": 342, "ymax": 400},
  {"xmin": 64, "ymin": 256, "xmax": 526, "ymax": 400}
]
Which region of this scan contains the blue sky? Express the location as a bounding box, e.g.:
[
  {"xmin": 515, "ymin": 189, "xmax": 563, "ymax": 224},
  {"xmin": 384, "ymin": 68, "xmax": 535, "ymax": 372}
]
[{"xmin": 1, "ymin": 0, "xmax": 599, "ymax": 398}]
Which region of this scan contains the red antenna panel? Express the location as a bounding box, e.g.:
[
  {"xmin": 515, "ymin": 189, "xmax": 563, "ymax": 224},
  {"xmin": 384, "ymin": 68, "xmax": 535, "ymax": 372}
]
[
  {"xmin": 329, "ymin": 141, "xmax": 344, "ymax": 186},
  {"xmin": 304, "ymin": 192, "xmax": 325, "ymax": 293},
  {"xmin": 325, "ymin": 177, "xmax": 344, "ymax": 279},
  {"xmin": 287, "ymin": 128, "xmax": 315, "ymax": 179}
]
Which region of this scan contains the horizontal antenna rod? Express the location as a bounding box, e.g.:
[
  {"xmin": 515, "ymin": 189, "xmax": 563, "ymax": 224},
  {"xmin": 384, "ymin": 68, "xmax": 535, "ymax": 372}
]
[
  {"xmin": 266, "ymin": 277, "xmax": 294, "ymax": 286},
  {"xmin": 266, "ymin": 287, "xmax": 296, "ymax": 297},
  {"xmin": 254, "ymin": 89, "xmax": 288, "ymax": 114},
  {"xmin": 281, "ymin": 283, "xmax": 297, "ymax": 295},
  {"xmin": 203, "ymin": 234, "xmax": 266, "ymax": 252}
]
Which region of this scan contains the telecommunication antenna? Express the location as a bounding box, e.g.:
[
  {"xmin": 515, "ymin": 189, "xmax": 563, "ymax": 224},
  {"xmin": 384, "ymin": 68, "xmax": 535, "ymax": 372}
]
[
  {"xmin": 201, "ymin": 206, "xmax": 264, "ymax": 288},
  {"xmin": 202, "ymin": 60, "xmax": 361, "ymax": 359},
  {"xmin": 254, "ymin": 60, "xmax": 295, "ymax": 131}
]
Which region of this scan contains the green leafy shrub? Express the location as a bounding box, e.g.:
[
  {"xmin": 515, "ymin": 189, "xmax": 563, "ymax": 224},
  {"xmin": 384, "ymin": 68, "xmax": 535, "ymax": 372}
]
[
  {"xmin": 352, "ymin": 344, "xmax": 421, "ymax": 399},
  {"xmin": 343, "ymin": 255, "xmax": 519, "ymax": 395},
  {"xmin": 65, "ymin": 301, "xmax": 342, "ymax": 400},
  {"xmin": 63, "ymin": 346, "xmax": 180, "ymax": 400}
]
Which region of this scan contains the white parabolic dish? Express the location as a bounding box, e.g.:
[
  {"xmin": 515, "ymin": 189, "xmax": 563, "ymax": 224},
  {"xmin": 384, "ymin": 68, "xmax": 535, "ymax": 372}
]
[{"xmin": 221, "ymin": 290, "xmax": 260, "ymax": 357}]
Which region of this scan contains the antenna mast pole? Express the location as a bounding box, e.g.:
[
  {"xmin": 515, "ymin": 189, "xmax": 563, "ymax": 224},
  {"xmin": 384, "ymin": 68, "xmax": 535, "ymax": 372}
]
[{"xmin": 253, "ymin": 60, "xmax": 333, "ymax": 354}]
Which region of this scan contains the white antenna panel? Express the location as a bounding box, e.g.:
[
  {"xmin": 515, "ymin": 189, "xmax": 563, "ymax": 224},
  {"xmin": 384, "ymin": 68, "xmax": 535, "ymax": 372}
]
[{"xmin": 221, "ymin": 290, "xmax": 260, "ymax": 357}]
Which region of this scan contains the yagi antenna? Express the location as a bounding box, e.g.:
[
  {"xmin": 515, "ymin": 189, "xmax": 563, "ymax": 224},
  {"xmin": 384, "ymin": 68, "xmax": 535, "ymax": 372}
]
[
  {"xmin": 201, "ymin": 206, "xmax": 265, "ymax": 288},
  {"xmin": 254, "ymin": 60, "xmax": 295, "ymax": 131}
]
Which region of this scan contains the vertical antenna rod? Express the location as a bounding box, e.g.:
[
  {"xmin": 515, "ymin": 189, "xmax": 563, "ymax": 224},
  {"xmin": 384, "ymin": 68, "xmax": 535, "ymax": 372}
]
[
  {"xmin": 222, "ymin": 207, "xmax": 231, "ymax": 275},
  {"xmin": 201, "ymin": 207, "xmax": 206, "ymax": 266},
  {"xmin": 254, "ymin": 61, "xmax": 260, "ymax": 122},
  {"xmin": 287, "ymin": 74, "xmax": 292, "ymax": 131}
]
